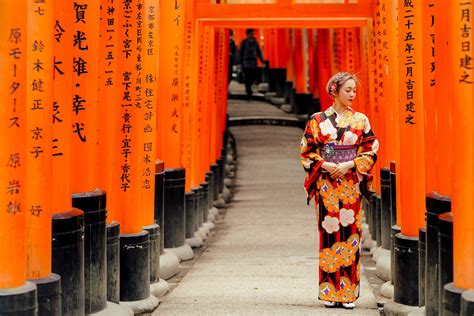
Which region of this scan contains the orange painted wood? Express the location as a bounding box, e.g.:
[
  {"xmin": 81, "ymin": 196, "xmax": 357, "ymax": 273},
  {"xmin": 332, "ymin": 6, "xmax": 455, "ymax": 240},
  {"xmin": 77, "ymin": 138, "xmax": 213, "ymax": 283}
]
[
  {"xmin": 26, "ymin": 0, "xmax": 53, "ymax": 280},
  {"xmin": 51, "ymin": 0, "xmax": 73, "ymax": 216},
  {"xmin": 141, "ymin": 0, "xmax": 159, "ymax": 224},
  {"xmin": 451, "ymin": 0, "xmax": 474, "ymax": 290},
  {"xmin": 365, "ymin": 18, "xmax": 380, "ymax": 193},
  {"xmin": 307, "ymin": 29, "xmax": 316, "ymax": 96},
  {"xmin": 209, "ymin": 28, "xmax": 218, "ymax": 165},
  {"xmin": 183, "ymin": 0, "xmax": 197, "ymax": 191},
  {"xmin": 199, "ymin": 25, "xmax": 212, "ymax": 177},
  {"xmin": 195, "ymin": 3, "xmax": 374, "ymax": 19},
  {"xmin": 422, "ymin": 0, "xmax": 438, "ymax": 194},
  {"xmin": 435, "ymin": 0, "xmax": 453, "ymax": 197},
  {"xmin": 275, "ymin": 28, "xmax": 288, "ymax": 69},
  {"xmin": 333, "ymin": 28, "xmax": 346, "ymax": 73},
  {"xmin": 345, "ymin": 28, "xmax": 356, "ymax": 74},
  {"xmin": 376, "ymin": 1, "xmax": 388, "ymax": 171},
  {"xmin": 116, "ymin": 0, "xmax": 143, "ymax": 234},
  {"xmin": 157, "ymin": 0, "xmax": 185, "ymax": 169},
  {"xmin": 316, "ymin": 29, "xmax": 333, "ymax": 111},
  {"xmin": 71, "ymin": 0, "xmax": 101, "ymax": 194},
  {"xmin": 350, "ymin": 27, "xmax": 362, "ymax": 110},
  {"xmin": 286, "ymin": 29, "xmax": 296, "ymax": 83},
  {"xmin": 215, "ymin": 29, "xmax": 226, "ymax": 159},
  {"xmin": 0, "ymin": 0, "xmax": 27, "ymax": 288},
  {"xmin": 397, "ymin": 0, "xmax": 426, "ymax": 237},
  {"xmin": 357, "ymin": 26, "xmax": 369, "ymax": 116},
  {"xmin": 192, "ymin": 21, "xmax": 205, "ymax": 186},
  {"xmin": 98, "ymin": 0, "xmax": 119, "ymax": 224},
  {"xmin": 201, "ymin": 19, "xmax": 369, "ymax": 29},
  {"xmin": 293, "ymin": 29, "xmax": 306, "ymax": 93}
]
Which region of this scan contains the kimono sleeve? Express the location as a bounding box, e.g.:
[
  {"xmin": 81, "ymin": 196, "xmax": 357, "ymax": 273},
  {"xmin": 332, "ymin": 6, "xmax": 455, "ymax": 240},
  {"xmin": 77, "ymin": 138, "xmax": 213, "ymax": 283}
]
[
  {"xmin": 354, "ymin": 115, "xmax": 379, "ymax": 180},
  {"xmin": 300, "ymin": 115, "xmax": 325, "ymax": 205}
]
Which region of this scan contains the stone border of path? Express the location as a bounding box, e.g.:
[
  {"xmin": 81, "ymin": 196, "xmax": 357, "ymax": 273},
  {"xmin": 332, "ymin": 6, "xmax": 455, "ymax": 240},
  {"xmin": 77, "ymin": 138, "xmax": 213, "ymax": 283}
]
[{"xmin": 151, "ymin": 131, "xmax": 239, "ymax": 311}]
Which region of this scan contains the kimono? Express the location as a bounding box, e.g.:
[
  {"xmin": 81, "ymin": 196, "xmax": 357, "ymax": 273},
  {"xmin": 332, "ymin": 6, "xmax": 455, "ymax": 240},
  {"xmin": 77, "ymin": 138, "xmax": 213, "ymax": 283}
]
[{"xmin": 300, "ymin": 106, "xmax": 378, "ymax": 303}]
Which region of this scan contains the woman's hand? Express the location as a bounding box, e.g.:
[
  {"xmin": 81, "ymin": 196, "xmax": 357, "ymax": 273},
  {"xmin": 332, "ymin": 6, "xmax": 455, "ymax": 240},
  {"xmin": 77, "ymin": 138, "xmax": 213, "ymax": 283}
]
[
  {"xmin": 322, "ymin": 162, "xmax": 338, "ymax": 173},
  {"xmin": 330, "ymin": 161, "xmax": 356, "ymax": 179}
]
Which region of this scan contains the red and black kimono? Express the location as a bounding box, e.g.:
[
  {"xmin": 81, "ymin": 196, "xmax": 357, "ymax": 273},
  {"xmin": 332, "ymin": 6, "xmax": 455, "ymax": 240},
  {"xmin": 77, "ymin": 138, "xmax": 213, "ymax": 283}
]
[{"xmin": 300, "ymin": 107, "xmax": 378, "ymax": 303}]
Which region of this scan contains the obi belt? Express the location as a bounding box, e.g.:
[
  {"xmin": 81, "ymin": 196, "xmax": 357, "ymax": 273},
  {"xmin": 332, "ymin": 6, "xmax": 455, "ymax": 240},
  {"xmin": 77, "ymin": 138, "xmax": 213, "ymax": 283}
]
[{"xmin": 320, "ymin": 144, "xmax": 357, "ymax": 164}]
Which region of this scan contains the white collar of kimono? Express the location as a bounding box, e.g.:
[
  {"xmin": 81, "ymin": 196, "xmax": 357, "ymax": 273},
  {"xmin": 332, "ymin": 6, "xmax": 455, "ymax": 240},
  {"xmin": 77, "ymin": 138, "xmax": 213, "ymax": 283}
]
[{"xmin": 325, "ymin": 106, "xmax": 352, "ymax": 118}]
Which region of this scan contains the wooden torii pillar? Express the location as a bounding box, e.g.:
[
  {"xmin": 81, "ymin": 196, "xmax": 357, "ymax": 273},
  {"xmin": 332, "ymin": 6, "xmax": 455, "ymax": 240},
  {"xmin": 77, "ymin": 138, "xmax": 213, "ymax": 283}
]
[
  {"xmin": 0, "ymin": 2, "xmax": 38, "ymax": 314},
  {"xmin": 393, "ymin": 0, "xmax": 426, "ymax": 307}
]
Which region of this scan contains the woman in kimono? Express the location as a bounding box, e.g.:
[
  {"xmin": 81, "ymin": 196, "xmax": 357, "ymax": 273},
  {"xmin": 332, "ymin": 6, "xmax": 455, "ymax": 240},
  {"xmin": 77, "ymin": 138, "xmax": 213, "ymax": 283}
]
[{"xmin": 300, "ymin": 72, "xmax": 378, "ymax": 309}]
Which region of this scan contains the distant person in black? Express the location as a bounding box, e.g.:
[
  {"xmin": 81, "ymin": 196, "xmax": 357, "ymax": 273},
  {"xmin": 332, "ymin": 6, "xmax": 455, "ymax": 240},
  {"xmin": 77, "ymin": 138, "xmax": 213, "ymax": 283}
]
[
  {"xmin": 239, "ymin": 28, "xmax": 265, "ymax": 101},
  {"xmin": 228, "ymin": 30, "xmax": 236, "ymax": 85}
]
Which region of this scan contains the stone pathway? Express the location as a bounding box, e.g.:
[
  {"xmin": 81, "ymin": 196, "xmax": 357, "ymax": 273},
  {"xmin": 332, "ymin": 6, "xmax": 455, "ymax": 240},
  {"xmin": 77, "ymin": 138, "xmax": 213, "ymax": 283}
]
[{"xmin": 154, "ymin": 98, "xmax": 379, "ymax": 315}]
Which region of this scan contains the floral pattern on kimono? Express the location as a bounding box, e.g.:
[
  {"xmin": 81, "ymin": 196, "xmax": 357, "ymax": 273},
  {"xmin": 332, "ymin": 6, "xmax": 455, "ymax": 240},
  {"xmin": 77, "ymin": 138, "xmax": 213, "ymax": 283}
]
[{"xmin": 300, "ymin": 106, "xmax": 378, "ymax": 303}]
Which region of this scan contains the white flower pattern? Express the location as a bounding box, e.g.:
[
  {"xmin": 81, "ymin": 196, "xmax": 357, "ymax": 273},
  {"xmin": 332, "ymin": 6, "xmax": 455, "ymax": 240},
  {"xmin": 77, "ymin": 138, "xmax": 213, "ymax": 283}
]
[
  {"xmin": 322, "ymin": 215, "xmax": 340, "ymax": 234},
  {"xmin": 342, "ymin": 131, "xmax": 358, "ymax": 145},
  {"xmin": 340, "ymin": 208, "xmax": 355, "ymax": 227},
  {"xmin": 319, "ymin": 119, "xmax": 337, "ymax": 140}
]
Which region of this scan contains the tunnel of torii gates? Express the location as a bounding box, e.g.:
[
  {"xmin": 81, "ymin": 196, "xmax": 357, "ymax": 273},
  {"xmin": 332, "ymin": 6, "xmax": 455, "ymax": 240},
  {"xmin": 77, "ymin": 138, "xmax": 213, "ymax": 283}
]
[{"xmin": 1, "ymin": 0, "xmax": 474, "ymax": 315}]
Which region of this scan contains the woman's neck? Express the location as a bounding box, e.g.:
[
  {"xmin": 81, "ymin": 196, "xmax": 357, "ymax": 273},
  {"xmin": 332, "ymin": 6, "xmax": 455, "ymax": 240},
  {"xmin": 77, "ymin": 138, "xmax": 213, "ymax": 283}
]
[{"xmin": 332, "ymin": 101, "xmax": 347, "ymax": 116}]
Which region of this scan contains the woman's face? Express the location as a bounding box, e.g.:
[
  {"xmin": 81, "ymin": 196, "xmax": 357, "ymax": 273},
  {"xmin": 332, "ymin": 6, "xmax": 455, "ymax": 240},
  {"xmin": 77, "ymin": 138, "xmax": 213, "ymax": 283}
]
[{"xmin": 335, "ymin": 79, "xmax": 356, "ymax": 107}]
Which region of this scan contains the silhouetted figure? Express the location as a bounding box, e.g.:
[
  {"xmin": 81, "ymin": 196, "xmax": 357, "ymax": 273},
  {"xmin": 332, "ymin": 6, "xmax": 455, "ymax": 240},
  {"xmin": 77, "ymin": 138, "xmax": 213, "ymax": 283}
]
[
  {"xmin": 228, "ymin": 30, "xmax": 236, "ymax": 85},
  {"xmin": 239, "ymin": 28, "xmax": 265, "ymax": 101}
]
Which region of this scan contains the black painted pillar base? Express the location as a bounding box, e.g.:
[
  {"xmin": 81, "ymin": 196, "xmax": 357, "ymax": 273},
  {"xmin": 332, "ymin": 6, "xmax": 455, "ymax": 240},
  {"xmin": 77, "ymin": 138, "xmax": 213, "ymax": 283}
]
[
  {"xmin": 221, "ymin": 149, "xmax": 227, "ymax": 186},
  {"xmin": 283, "ymin": 81, "xmax": 293, "ymax": 102},
  {"xmin": 0, "ymin": 282, "xmax": 37, "ymax": 315},
  {"xmin": 120, "ymin": 231, "xmax": 150, "ymax": 302},
  {"xmin": 389, "ymin": 162, "xmax": 397, "ymax": 227},
  {"xmin": 163, "ymin": 168, "xmax": 186, "ymax": 249},
  {"xmin": 185, "ymin": 192, "xmax": 196, "ymax": 239},
  {"xmin": 443, "ymin": 282, "xmax": 464, "ymax": 316},
  {"xmin": 419, "ymin": 227, "xmax": 426, "ymax": 307},
  {"xmin": 201, "ymin": 182, "xmax": 209, "ymax": 225},
  {"xmin": 308, "ymin": 98, "xmax": 321, "ymax": 116},
  {"xmin": 461, "ymin": 290, "xmax": 474, "ymax": 315},
  {"xmin": 273, "ymin": 68, "xmax": 287, "ymax": 97},
  {"xmin": 380, "ymin": 168, "xmax": 392, "ymax": 250},
  {"xmin": 369, "ymin": 194, "xmax": 377, "ymax": 242},
  {"xmin": 376, "ymin": 195, "xmax": 382, "ymax": 247},
  {"xmin": 425, "ymin": 192, "xmax": 451, "ymax": 316},
  {"xmin": 217, "ymin": 159, "xmax": 225, "ymax": 194},
  {"xmin": 143, "ymin": 224, "xmax": 160, "ymax": 284},
  {"xmin": 394, "ymin": 233, "xmax": 419, "ymax": 306},
  {"xmin": 52, "ymin": 208, "xmax": 85, "ymax": 316},
  {"xmin": 205, "ymin": 171, "xmax": 215, "ymax": 211},
  {"xmin": 391, "ymin": 225, "xmax": 401, "ymax": 284},
  {"xmin": 191, "ymin": 187, "xmax": 201, "ymax": 233},
  {"xmin": 210, "ymin": 164, "xmax": 220, "ymax": 201},
  {"xmin": 439, "ymin": 212, "xmax": 454, "ymax": 314},
  {"xmin": 154, "ymin": 160, "xmax": 165, "ymax": 252},
  {"xmin": 106, "ymin": 221, "xmax": 120, "ymax": 304},
  {"xmin": 295, "ymin": 93, "xmax": 313, "ymax": 116},
  {"xmin": 72, "ymin": 189, "xmax": 107, "ymax": 314},
  {"xmin": 30, "ymin": 273, "xmax": 61, "ymax": 316},
  {"xmin": 196, "ymin": 186, "xmax": 204, "ymax": 229}
]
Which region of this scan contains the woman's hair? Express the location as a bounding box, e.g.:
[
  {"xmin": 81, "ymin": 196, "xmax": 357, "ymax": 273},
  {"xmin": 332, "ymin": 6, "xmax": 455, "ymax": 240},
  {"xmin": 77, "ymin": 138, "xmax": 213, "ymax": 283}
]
[
  {"xmin": 246, "ymin": 28, "xmax": 255, "ymax": 35},
  {"xmin": 326, "ymin": 72, "xmax": 358, "ymax": 98}
]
